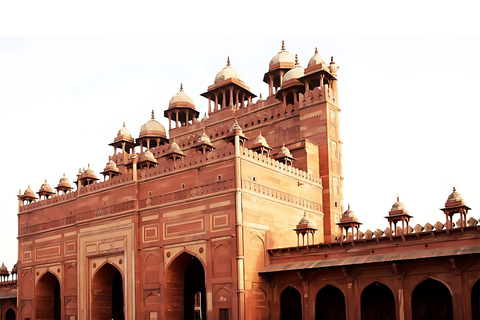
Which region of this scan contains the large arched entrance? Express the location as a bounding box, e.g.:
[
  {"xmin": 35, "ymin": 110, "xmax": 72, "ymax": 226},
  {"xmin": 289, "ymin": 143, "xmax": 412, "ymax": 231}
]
[
  {"xmin": 166, "ymin": 252, "xmax": 206, "ymax": 320},
  {"xmin": 472, "ymin": 279, "xmax": 480, "ymax": 320},
  {"xmin": 361, "ymin": 282, "xmax": 396, "ymax": 320},
  {"xmin": 5, "ymin": 308, "xmax": 15, "ymax": 320},
  {"xmin": 91, "ymin": 263, "xmax": 124, "ymax": 320},
  {"xmin": 35, "ymin": 271, "xmax": 61, "ymax": 320},
  {"xmin": 280, "ymin": 286, "xmax": 302, "ymax": 320},
  {"xmin": 411, "ymin": 278, "xmax": 452, "ymax": 320},
  {"xmin": 315, "ymin": 285, "xmax": 346, "ymax": 320}
]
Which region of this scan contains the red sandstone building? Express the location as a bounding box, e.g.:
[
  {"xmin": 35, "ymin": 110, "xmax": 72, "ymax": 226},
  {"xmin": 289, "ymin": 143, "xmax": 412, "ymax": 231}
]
[{"xmin": 4, "ymin": 43, "xmax": 479, "ymax": 320}]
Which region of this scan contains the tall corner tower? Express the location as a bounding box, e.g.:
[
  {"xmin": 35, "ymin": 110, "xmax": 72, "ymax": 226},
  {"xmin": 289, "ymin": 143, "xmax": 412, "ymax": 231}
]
[{"xmin": 298, "ymin": 50, "xmax": 343, "ymax": 243}]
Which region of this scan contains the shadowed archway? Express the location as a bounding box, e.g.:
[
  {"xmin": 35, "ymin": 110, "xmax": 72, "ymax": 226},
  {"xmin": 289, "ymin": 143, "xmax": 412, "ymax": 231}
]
[
  {"xmin": 5, "ymin": 308, "xmax": 15, "ymax": 320},
  {"xmin": 91, "ymin": 263, "xmax": 124, "ymax": 320},
  {"xmin": 361, "ymin": 282, "xmax": 395, "ymax": 320},
  {"xmin": 315, "ymin": 285, "xmax": 346, "ymax": 320},
  {"xmin": 166, "ymin": 252, "xmax": 206, "ymax": 320},
  {"xmin": 280, "ymin": 286, "xmax": 302, "ymax": 320},
  {"xmin": 411, "ymin": 278, "xmax": 452, "ymax": 320},
  {"xmin": 35, "ymin": 271, "xmax": 60, "ymax": 320},
  {"xmin": 472, "ymin": 279, "xmax": 480, "ymax": 320}
]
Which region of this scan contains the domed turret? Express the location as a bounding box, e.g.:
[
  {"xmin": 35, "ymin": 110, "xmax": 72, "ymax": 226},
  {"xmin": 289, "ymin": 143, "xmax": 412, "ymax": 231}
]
[
  {"xmin": 341, "ymin": 204, "xmax": 358, "ymax": 222},
  {"xmin": 117, "ymin": 122, "xmax": 132, "ymax": 139},
  {"xmin": 263, "ymin": 40, "xmax": 296, "ymax": 98},
  {"xmin": 282, "ymin": 54, "xmax": 304, "ymax": 83},
  {"xmin": 336, "ymin": 204, "xmax": 362, "ymax": 242},
  {"xmin": 37, "ymin": 179, "xmax": 55, "ymax": 200},
  {"xmin": 138, "ymin": 150, "xmax": 158, "ymax": 170},
  {"xmin": 109, "ymin": 122, "xmax": 136, "ymax": 163},
  {"xmin": 293, "ymin": 212, "xmax": 318, "ymax": 246},
  {"xmin": 275, "ymin": 143, "xmax": 295, "ymax": 165},
  {"xmin": 164, "ymin": 84, "xmax": 199, "ymax": 130},
  {"xmin": 18, "ymin": 184, "xmax": 37, "ymax": 204},
  {"xmin": 391, "ymin": 195, "xmax": 405, "ymax": 211},
  {"xmin": 386, "ymin": 195, "xmax": 413, "ymax": 236},
  {"xmin": 137, "ymin": 110, "xmax": 168, "ymax": 151},
  {"xmin": 165, "ymin": 139, "xmax": 185, "ymax": 162},
  {"xmin": 224, "ymin": 118, "xmax": 248, "ymax": 146},
  {"xmin": 441, "ymin": 187, "xmax": 471, "ymax": 230},
  {"xmin": 56, "ymin": 173, "xmax": 72, "ymax": 195},
  {"xmin": 195, "ymin": 128, "xmax": 215, "ymax": 154},
  {"xmin": 269, "ymin": 40, "xmax": 295, "ymax": 69},
  {"xmin": 0, "ymin": 263, "xmax": 8, "ymax": 277},
  {"xmin": 24, "ymin": 185, "xmax": 35, "ymax": 198},
  {"xmin": 76, "ymin": 164, "xmax": 99, "ymax": 187},
  {"xmin": 100, "ymin": 156, "xmax": 122, "ymax": 180},
  {"xmin": 447, "ymin": 186, "xmax": 463, "ymax": 203},
  {"xmin": 251, "ymin": 132, "xmax": 272, "ymax": 156}
]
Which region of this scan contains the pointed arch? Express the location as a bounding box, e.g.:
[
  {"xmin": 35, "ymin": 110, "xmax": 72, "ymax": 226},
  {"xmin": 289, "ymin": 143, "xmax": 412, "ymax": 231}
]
[
  {"xmin": 213, "ymin": 244, "xmax": 231, "ymax": 278},
  {"xmin": 361, "ymin": 281, "xmax": 395, "ymax": 320},
  {"xmin": 5, "ymin": 308, "xmax": 15, "ymax": 320},
  {"xmin": 145, "ymin": 254, "xmax": 160, "ymax": 284},
  {"xmin": 280, "ymin": 286, "xmax": 302, "ymax": 320},
  {"xmin": 35, "ymin": 271, "xmax": 61, "ymax": 320},
  {"xmin": 91, "ymin": 262, "xmax": 124, "ymax": 320},
  {"xmin": 315, "ymin": 284, "xmax": 346, "ymax": 320},
  {"xmin": 411, "ymin": 278, "xmax": 453, "ymax": 320}
]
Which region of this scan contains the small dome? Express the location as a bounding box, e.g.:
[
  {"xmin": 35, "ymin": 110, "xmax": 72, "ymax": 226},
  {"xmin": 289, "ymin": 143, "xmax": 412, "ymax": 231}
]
[
  {"xmin": 270, "ymin": 40, "xmax": 295, "ymax": 65},
  {"xmin": 0, "ymin": 263, "xmax": 8, "ymax": 275},
  {"xmin": 257, "ymin": 93, "xmax": 265, "ymax": 103},
  {"xmin": 24, "ymin": 185, "xmax": 35, "ymax": 198},
  {"xmin": 198, "ymin": 129, "xmax": 211, "ymax": 144},
  {"xmin": 308, "ymin": 47, "xmax": 325, "ymax": 67},
  {"xmin": 117, "ymin": 122, "xmax": 132, "ymax": 138},
  {"xmin": 140, "ymin": 110, "xmax": 166, "ymax": 138},
  {"xmin": 278, "ymin": 143, "xmax": 292, "ymax": 157},
  {"xmin": 57, "ymin": 173, "xmax": 71, "ymax": 188},
  {"xmin": 105, "ymin": 157, "xmax": 118, "ymax": 171},
  {"xmin": 342, "ymin": 204, "xmax": 357, "ymax": 220},
  {"xmin": 39, "ymin": 179, "xmax": 53, "ymax": 193},
  {"xmin": 252, "ymin": 132, "xmax": 270, "ymax": 148},
  {"xmin": 298, "ymin": 212, "xmax": 310, "ymax": 225},
  {"xmin": 169, "ymin": 84, "xmax": 195, "ymax": 108},
  {"xmin": 215, "ymin": 57, "xmax": 242, "ymax": 83},
  {"xmin": 169, "ymin": 140, "xmax": 181, "ymax": 152},
  {"xmin": 447, "ymin": 187, "xmax": 463, "ymax": 202},
  {"xmin": 283, "ymin": 54, "xmax": 304, "ymax": 82},
  {"xmin": 82, "ymin": 164, "xmax": 97, "ymax": 179},
  {"xmin": 141, "ymin": 150, "xmax": 156, "ymax": 162},
  {"xmin": 201, "ymin": 113, "xmax": 208, "ymax": 122},
  {"xmin": 11, "ymin": 263, "xmax": 17, "ymax": 273},
  {"xmin": 391, "ymin": 195, "xmax": 405, "ymax": 211}
]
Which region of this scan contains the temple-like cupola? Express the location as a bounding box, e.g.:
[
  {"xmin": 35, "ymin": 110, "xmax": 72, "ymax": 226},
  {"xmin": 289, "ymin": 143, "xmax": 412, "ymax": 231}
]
[
  {"xmin": 294, "ymin": 212, "xmax": 317, "ymax": 246},
  {"xmin": 298, "ymin": 48, "xmax": 338, "ymax": 96},
  {"xmin": 385, "ymin": 195, "xmax": 413, "ymax": 236},
  {"xmin": 251, "ymin": 132, "xmax": 272, "ymax": 156},
  {"xmin": 336, "ymin": 204, "xmax": 362, "ymax": 242},
  {"xmin": 276, "ymin": 54, "xmax": 305, "ymax": 106},
  {"xmin": 224, "ymin": 118, "xmax": 248, "ymax": 146},
  {"xmin": 37, "ymin": 179, "xmax": 55, "ymax": 200},
  {"xmin": 55, "ymin": 173, "xmax": 72, "ymax": 195},
  {"xmin": 138, "ymin": 150, "xmax": 158, "ymax": 170},
  {"xmin": 263, "ymin": 40, "xmax": 295, "ymax": 98},
  {"xmin": 441, "ymin": 187, "xmax": 471, "ymax": 229},
  {"xmin": 195, "ymin": 128, "xmax": 215, "ymax": 154},
  {"xmin": 109, "ymin": 122, "xmax": 136, "ymax": 164},
  {"xmin": 100, "ymin": 156, "xmax": 122, "ymax": 180},
  {"xmin": 137, "ymin": 110, "xmax": 168, "ymax": 152},
  {"xmin": 75, "ymin": 164, "xmax": 99, "ymax": 187},
  {"xmin": 165, "ymin": 139, "xmax": 185, "ymax": 162},
  {"xmin": 164, "ymin": 84, "xmax": 199, "ymax": 130},
  {"xmin": 17, "ymin": 185, "xmax": 36, "ymax": 204},
  {"xmin": 274, "ymin": 143, "xmax": 295, "ymax": 166},
  {"xmin": 201, "ymin": 57, "xmax": 256, "ymax": 114}
]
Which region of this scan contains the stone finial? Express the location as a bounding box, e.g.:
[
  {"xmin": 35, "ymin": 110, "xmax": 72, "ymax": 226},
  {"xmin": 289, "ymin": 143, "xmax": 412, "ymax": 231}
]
[
  {"xmin": 295, "ymin": 54, "xmax": 299, "ymax": 66},
  {"xmin": 414, "ymin": 224, "xmax": 424, "ymax": 233},
  {"xmin": 364, "ymin": 229, "xmax": 373, "ymax": 239},
  {"xmin": 434, "ymin": 221, "xmax": 445, "ymax": 231},
  {"xmin": 424, "ymin": 222, "xmax": 434, "ymax": 232},
  {"xmin": 315, "ymin": 47, "xmax": 318, "ymax": 54},
  {"xmin": 151, "ymin": 109, "xmax": 155, "ymax": 120},
  {"xmin": 467, "ymin": 217, "xmax": 478, "ymax": 227},
  {"xmin": 227, "ymin": 56, "xmax": 231, "ymax": 67},
  {"xmin": 180, "ymin": 83, "xmax": 183, "ymax": 92},
  {"xmin": 281, "ymin": 39, "xmax": 285, "ymax": 51}
]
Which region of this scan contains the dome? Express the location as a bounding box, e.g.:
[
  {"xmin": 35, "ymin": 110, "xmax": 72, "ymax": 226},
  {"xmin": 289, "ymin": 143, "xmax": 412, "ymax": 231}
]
[
  {"xmin": 198, "ymin": 129, "xmax": 211, "ymax": 144},
  {"xmin": 11, "ymin": 263, "xmax": 17, "ymax": 273},
  {"xmin": 391, "ymin": 195, "xmax": 405, "ymax": 211},
  {"xmin": 141, "ymin": 150, "xmax": 156, "ymax": 162},
  {"xmin": 169, "ymin": 84, "xmax": 195, "ymax": 108},
  {"xmin": 0, "ymin": 263, "xmax": 7, "ymax": 275},
  {"xmin": 277, "ymin": 143, "xmax": 292, "ymax": 157},
  {"xmin": 24, "ymin": 185, "xmax": 35, "ymax": 198},
  {"xmin": 201, "ymin": 113, "xmax": 208, "ymax": 122},
  {"xmin": 57, "ymin": 173, "xmax": 71, "ymax": 188},
  {"xmin": 447, "ymin": 187, "xmax": 463, "ymax": 202},
  {"xmin": 105, "ymin": 157, "xmax": 119, "ymax": 171},
  {"xmin": 252, "ymin": 132, "xmax": 270, "ymax": 148},
  {"xmin": 283, "ymin": 54, "xmax": 304, "ymax": 82},
  {"xmin": 257, "ymin": 93, "xmax": 265, "ymax": 103},
  {"xmin": 117, "ymin": 122, "xmax": 132, "ymax": 138},
  {"xmin": 308, "ymin": 47, "xmax": 325, "ymax": 67},
  {"xmin": 139, "ymin": 110, "xmax": 166, "ymax": 138},
  {"xmin": 270, "ymin": 40, "xmax": 295, "ymax": 66},
  {"xmin": 82, "ymin": 164, "xmax": 97, "ymax": 179},
  {"xmin": 342, "ymin": 204, "xmax": 357, "ymax": 220},
  {"xmin": 215, "ymin": 57, "xmax": 242, "ymax": 83},
  {"xmin": 39, "ymin": 179, "xmax": 53, "ymax": 193},
  {"xmin": 298, "ymin": 212, "xmax": 310, "ymax": 225},
  {"xmin": 169, "ymin": 140, "xmax": 181, "ymax": 152}
]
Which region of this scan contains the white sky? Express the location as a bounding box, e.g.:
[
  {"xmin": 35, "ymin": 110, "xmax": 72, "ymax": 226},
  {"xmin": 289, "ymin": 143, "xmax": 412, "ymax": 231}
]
[{"xmin": 0, "ymin": 1, "xmax": 479, "ymax": 271}]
